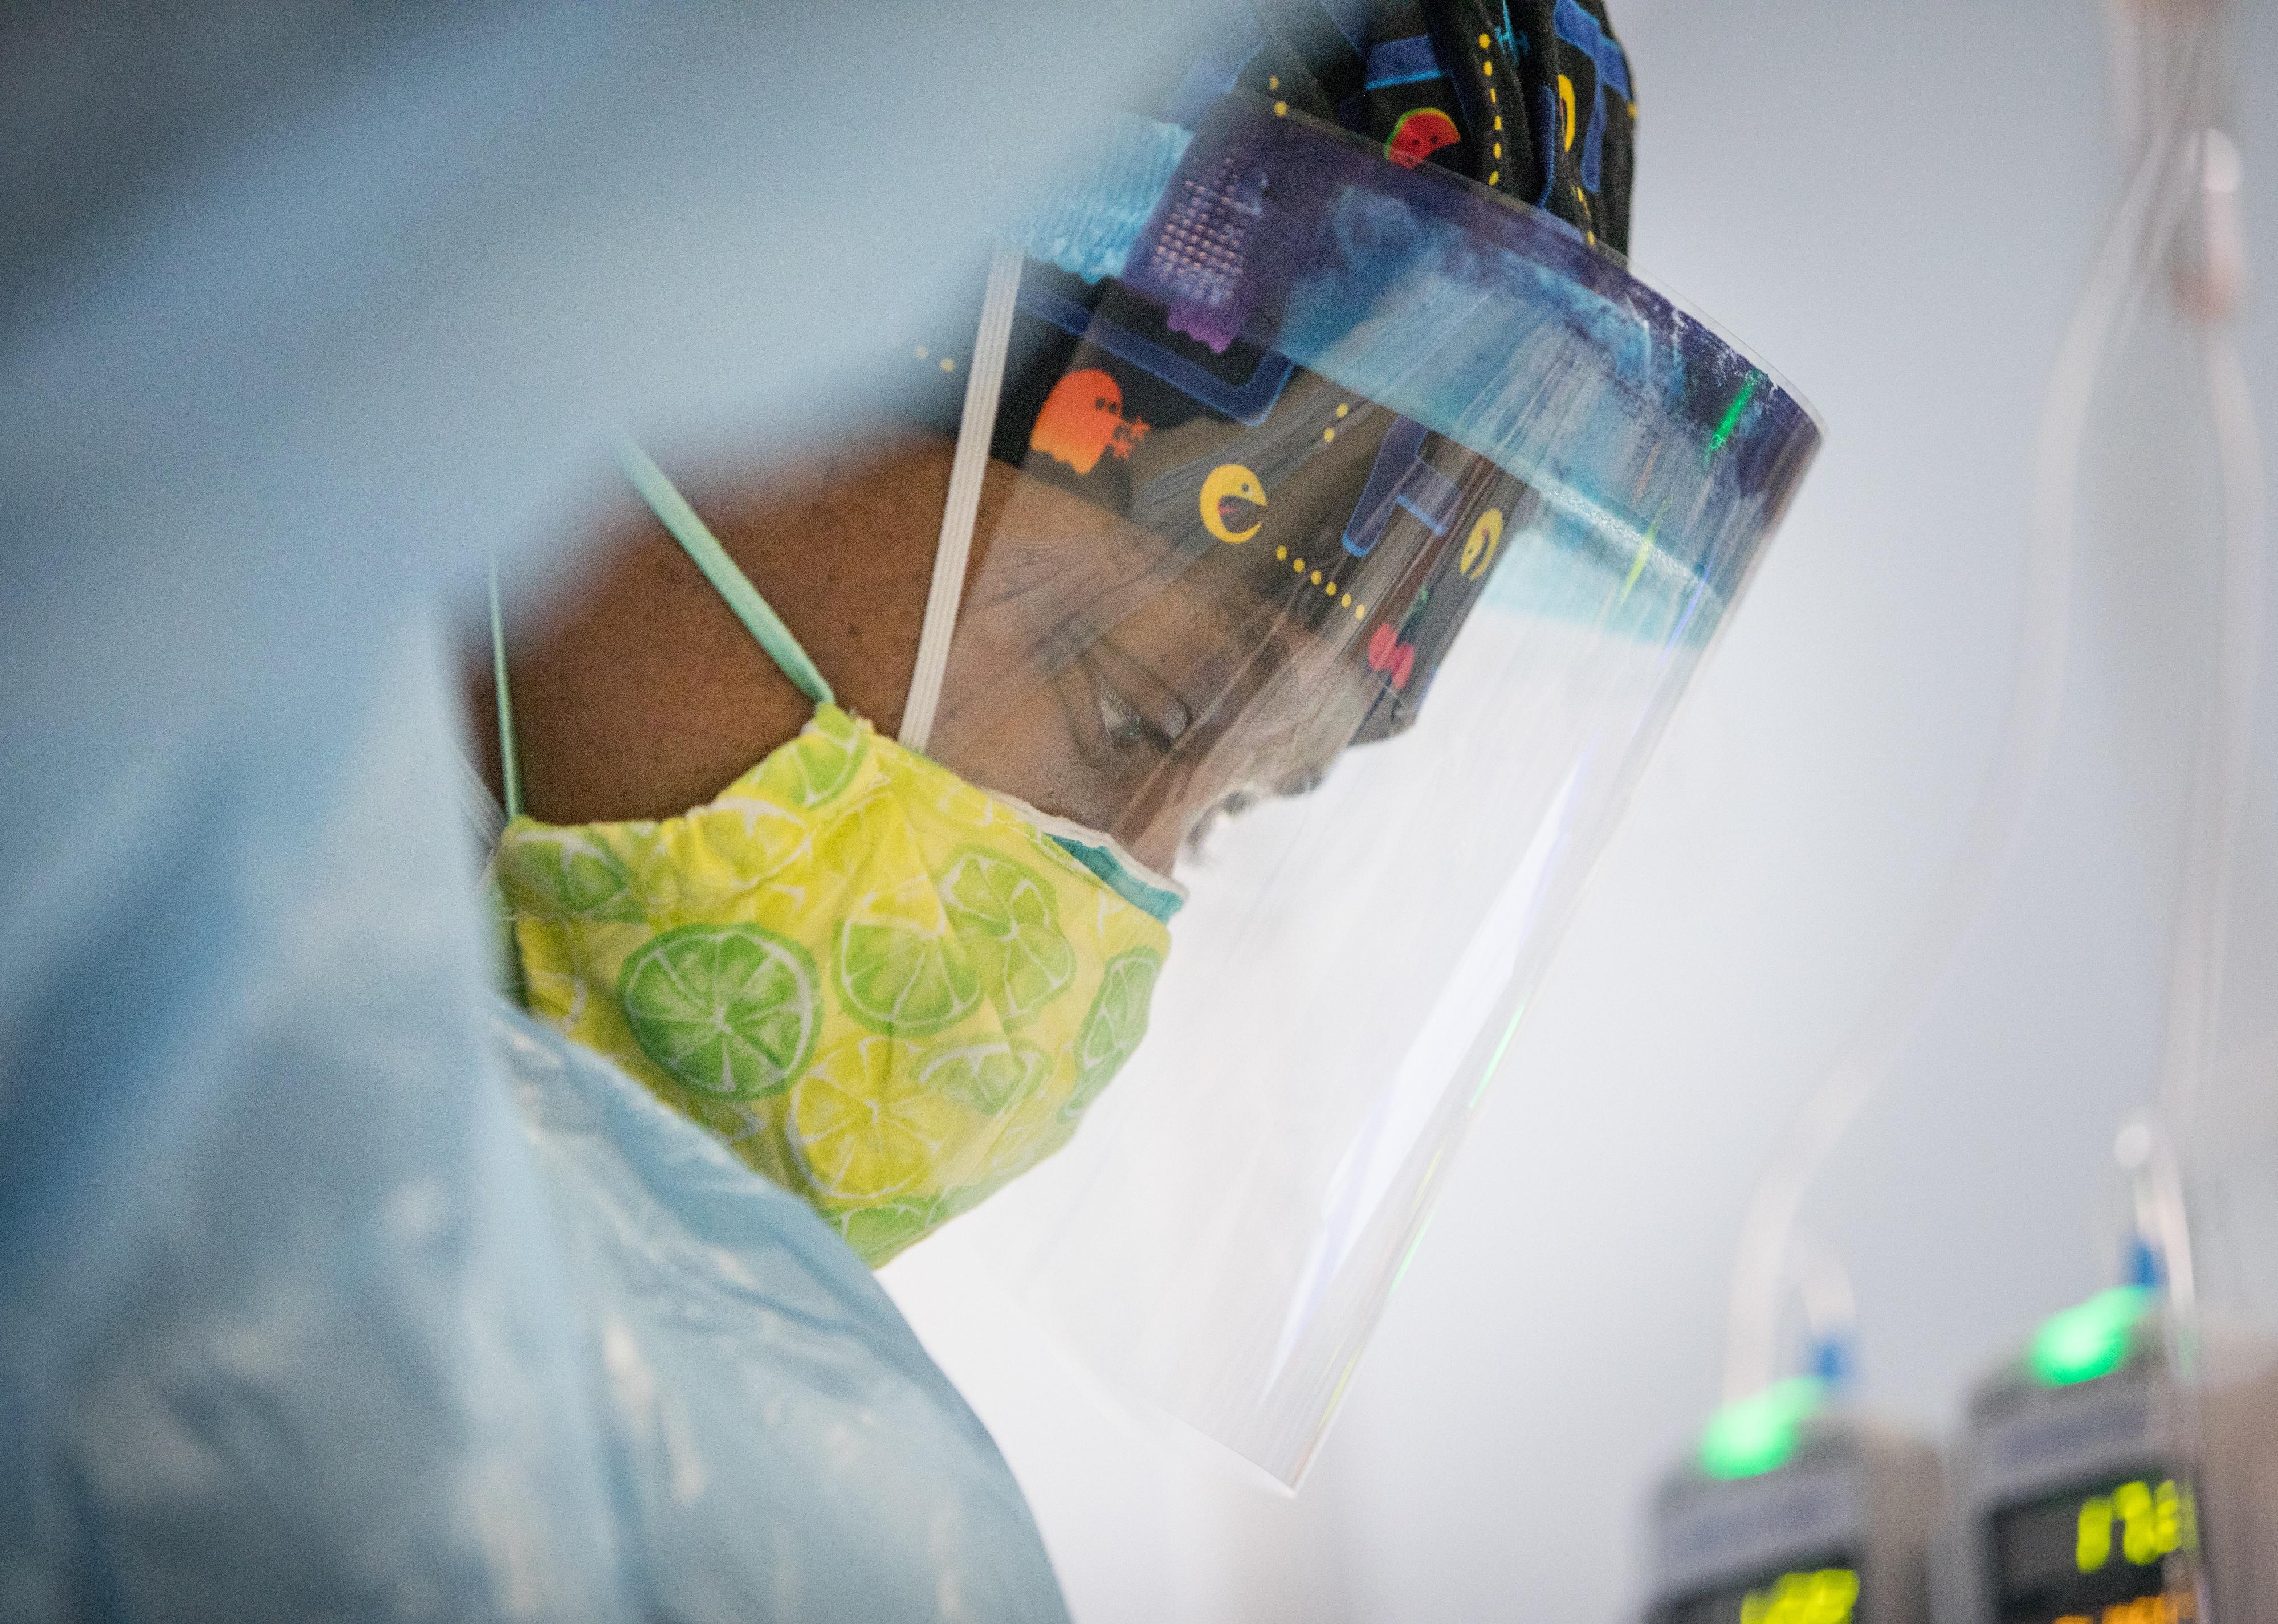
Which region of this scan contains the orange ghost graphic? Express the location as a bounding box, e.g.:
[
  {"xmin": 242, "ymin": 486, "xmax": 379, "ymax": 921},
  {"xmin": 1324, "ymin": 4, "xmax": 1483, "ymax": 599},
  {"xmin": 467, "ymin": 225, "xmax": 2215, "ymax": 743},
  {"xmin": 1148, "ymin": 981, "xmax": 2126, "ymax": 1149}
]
[{"xmin": 1030, "ymin": 368, "xmax": 1150, "ymax": 476}]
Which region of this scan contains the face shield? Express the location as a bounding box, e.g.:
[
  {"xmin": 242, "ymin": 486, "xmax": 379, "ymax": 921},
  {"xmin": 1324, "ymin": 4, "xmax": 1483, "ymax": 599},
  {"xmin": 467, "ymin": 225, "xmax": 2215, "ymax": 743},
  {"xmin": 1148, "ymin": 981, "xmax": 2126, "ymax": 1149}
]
[{"xmin": 902, "ymin": 93, "xmax": 1821, "ymax": 1483}]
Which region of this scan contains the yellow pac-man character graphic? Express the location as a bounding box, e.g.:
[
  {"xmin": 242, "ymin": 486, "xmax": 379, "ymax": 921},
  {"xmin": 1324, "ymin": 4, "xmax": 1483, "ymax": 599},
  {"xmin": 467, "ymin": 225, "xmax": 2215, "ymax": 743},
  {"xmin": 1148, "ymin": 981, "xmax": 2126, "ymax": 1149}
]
[
  {"xmin": 1458, "ymin": 507, "xmax": 1503, "ymax": 579},
  {"xmin": 1199, "ymin": 463, "xmax": 1268, "ymax": 544}
]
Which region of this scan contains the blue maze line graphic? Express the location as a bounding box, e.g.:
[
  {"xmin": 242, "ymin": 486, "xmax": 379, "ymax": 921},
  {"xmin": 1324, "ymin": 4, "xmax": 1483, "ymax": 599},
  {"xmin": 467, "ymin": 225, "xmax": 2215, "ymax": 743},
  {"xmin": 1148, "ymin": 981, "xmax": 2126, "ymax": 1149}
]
[
  {"xmin": 1552, "ymin": 0, "xmax": 1631, "ymax": 194},
  {"xmin": 1342, "ymin": 416, "xmax": 1462, "ymax": 557},
  {"xmin": 1362, "ymin": 35, "xmax": 1440, "ymax": 90},
  {"xmin": 1493, "ymin": 0, "xmax": 1520, "ymax": 61}
]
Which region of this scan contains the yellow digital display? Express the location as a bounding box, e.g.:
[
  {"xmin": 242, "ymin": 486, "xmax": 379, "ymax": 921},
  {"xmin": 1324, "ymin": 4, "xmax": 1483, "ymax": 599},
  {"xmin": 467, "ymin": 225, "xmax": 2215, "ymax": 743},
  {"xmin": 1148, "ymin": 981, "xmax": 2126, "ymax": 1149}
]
[
  {"xmin": 1739, "ymin": 1568, "xmax": 1858, "ymax": 1624},
  {"xmin": 1651, "ymin": 1560, "xmax": 1859, "ymax": 1624},
  {"xmin": 1995, "ymin": 1471, "xmax": 2199, "ymax": 1624},
  {"xmin": 2072, "ymin": 1480, "xmax": 2189, "ymax": 1573}
]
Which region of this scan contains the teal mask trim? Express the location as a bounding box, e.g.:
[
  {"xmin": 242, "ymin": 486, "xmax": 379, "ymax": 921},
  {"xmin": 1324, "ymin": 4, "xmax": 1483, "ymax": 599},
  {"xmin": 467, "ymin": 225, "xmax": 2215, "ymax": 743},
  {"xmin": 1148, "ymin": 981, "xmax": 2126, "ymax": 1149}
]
[{"xmin": 1049, "ymin": 833, "xmax": 1184, "ymax": 924}]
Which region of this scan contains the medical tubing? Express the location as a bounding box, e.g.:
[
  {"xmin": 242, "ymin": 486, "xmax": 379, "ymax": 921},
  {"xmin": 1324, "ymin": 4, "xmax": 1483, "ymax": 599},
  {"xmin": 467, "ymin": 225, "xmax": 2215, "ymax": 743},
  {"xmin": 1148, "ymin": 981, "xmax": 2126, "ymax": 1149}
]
[
  {"xmin": 1719, "ymin": 89, "xmax": 2203, "ymax": 1403},
  {"xmin": 900, "ymin": 244, "xmax": 1022, "ymax": 754},
  {"xmin": 2145, "ymin": 301, "xmax": 2260, "ymax": 1624},
  {"xmin": 2157, "ymin": 319, "xmax": 2263, "ymax": 1142}
]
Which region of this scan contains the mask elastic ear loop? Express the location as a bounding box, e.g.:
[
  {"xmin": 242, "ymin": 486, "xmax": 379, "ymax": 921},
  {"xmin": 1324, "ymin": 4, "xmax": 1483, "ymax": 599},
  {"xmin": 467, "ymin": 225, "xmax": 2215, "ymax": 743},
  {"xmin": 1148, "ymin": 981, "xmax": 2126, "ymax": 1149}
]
[
  {"xmin": 488, "ymin": 554, "xmax": 524, "ymax": 822},
  {"xmin": 614, "ymin": 436, "xmax": 836, "ymax": 710},
  {"xmin": 899, "ymin": 243, "xmax": 1024, "ymax": 754}
]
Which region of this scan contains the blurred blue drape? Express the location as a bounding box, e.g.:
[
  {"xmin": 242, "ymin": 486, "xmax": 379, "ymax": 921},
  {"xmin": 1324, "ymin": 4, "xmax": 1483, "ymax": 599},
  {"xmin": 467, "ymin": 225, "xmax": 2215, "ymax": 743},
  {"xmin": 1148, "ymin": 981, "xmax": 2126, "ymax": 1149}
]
[{"xmin": 0, "ymin": 5, "xmax": 1209, "ymax": 1615}]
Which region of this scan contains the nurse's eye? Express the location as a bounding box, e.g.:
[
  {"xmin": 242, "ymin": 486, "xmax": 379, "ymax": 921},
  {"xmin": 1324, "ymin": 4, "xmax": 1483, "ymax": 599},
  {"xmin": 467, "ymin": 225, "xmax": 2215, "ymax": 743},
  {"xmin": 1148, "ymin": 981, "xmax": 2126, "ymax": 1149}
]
[
  {"xmin": 1094, "ymin": 671, "xmax": 1152, "ymax": 745},
  {"xmin": 1086, "ymin": 636, "xmax": 1192, "ymax": 752}
]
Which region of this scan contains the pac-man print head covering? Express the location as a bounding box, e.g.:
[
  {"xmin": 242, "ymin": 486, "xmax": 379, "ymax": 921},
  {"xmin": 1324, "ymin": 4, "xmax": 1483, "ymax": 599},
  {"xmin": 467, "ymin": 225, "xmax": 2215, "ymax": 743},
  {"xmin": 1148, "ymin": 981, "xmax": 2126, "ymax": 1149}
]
[
  {"xmin": 890, "ymin": 0, "xmax": 1821, "ymax": 1488},
  {"xmin": 910, "ymin": 0, "xmax": 1639, "ymax": 784},
  {"xmin": 892, "ymin": 1, "xmax": 1670, "ymax": 874},
  {"xmin": 1236, "ymin": 0, "xmax": 1634, "ymax": 251}
]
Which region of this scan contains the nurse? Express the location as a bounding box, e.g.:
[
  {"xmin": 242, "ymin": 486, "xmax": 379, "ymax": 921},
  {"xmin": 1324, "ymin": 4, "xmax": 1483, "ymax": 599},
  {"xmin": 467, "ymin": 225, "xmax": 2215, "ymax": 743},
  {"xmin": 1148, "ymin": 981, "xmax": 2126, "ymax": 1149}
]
[{"xmin": 476, "ymin": 0, "xmax": 1652, "ymax": 1265}]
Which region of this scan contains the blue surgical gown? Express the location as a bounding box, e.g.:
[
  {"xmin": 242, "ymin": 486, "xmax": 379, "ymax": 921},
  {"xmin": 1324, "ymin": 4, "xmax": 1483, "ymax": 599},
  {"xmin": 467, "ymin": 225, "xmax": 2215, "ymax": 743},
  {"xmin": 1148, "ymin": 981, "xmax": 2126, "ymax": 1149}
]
[{"xmin": 0, "ymin": 4, "xmax": 1209, "ymax": 1616}]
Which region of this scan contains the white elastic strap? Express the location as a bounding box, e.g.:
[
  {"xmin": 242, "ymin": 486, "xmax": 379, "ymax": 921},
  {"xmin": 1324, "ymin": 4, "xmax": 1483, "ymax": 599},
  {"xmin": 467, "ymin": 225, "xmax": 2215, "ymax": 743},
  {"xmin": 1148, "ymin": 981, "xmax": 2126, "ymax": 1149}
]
[
  {"xmin": 457, "ymin": 748, "xmax": 507, "ymax": 850},
  {"xmin": 900, "ymin": 243, "xmax": 1024, "ymax": 753}
]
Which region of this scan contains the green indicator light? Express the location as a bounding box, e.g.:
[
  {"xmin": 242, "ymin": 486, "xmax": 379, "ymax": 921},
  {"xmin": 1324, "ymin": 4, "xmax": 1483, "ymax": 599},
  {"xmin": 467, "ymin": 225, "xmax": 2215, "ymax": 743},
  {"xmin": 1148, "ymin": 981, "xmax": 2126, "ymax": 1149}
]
[
  {"xmin": 1698, "ymin": 1377, "xmax": 1823, "ymax": 1480},
  {"xmin": 2030, "ymin": 1286, "xmax": 2152, "ymax": 1387}
]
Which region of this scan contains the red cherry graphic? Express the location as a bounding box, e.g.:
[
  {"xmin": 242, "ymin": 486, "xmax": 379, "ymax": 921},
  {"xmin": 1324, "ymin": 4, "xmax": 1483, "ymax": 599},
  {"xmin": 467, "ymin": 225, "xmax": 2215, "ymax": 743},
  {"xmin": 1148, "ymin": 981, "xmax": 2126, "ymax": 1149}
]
[
  {"xmin": 1392, "ymin": 644, "xmax": 1416, "ymax": 691},
  {"xmin": 1367, "ymin": 622, "xmax": 1399, "ymax": 672}
]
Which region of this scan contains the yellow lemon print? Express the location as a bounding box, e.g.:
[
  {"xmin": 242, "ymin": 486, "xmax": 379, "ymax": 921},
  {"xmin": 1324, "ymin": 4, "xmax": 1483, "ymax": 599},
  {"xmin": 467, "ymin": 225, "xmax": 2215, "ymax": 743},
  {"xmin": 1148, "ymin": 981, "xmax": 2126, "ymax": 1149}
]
[{"xmin": 789, "ymin": 1035, "xmax": 968, "ymax": 1202}]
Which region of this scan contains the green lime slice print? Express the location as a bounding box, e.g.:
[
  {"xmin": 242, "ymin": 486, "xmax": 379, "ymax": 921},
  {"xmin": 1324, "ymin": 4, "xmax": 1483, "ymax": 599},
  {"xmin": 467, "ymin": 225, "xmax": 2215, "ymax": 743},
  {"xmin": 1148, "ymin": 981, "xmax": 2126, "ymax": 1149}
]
[
  {"xmin": 616, "ymin": 924, "xmax": 820, "ymax": 1099},
  {"xmin": 987, "ymin": 1107, "xmax": 1079, "ymax": 1180},
  {"xmin": 834, "ymin": 1200, "xmax": 938, "ymax": 1266},
  {"xmin": 1065, "ymin": 948, "xmax": 1162, "ymax": 1118},
  {"xmin": 500, "ymin": 828, "xmax": 645, "ymax": 921},
  {"xmin": 757, "ymin": 705, "xmax": 867, "ymax": 809},
  {"xmin": 939, "ymin": 848, "xmax": 1078, "ymax": 1025},
  {"xmin": 921, "ymin": 1039, "xmax": 1052, "ymax": 1116},
  {"xmin": 836, "ymin": 916, "xmax": 982, "ymax": 1037}
]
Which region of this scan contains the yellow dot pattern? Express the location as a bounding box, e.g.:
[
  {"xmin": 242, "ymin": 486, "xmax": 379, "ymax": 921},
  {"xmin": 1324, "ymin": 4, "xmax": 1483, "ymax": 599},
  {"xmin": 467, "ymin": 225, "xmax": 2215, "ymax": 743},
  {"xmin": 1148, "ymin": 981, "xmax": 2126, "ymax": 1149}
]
[
  {"xmin": 1273, "ymin": 100, "xmax": 1288, "ymax": 117},
  {"xmin": 1335, "ymin": 402, "xmax": 1349, "ymax": 418},
  {"xmin": 1478, "ymin": 35, "xmax": 1503, "ymax": 200},
  {"xmin": 1321, "ymin": 427, "xmax": 1335, "ymax": 443},
  {"xmin": 939, "ymin": 357, "xmax": 955, "ymax": 373}
]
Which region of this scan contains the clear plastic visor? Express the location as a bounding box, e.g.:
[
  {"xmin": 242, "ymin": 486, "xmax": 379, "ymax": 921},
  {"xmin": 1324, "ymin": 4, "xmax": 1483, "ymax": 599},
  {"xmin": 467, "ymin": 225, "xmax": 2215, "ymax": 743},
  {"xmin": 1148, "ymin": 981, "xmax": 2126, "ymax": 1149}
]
[
  {"xmin": 920, "ymin": 96, "xmax": 1822, "ymax": 1485},
  {"xmin": 927, "ymin": 358, "xmax": 1482, "ymax": 881}
]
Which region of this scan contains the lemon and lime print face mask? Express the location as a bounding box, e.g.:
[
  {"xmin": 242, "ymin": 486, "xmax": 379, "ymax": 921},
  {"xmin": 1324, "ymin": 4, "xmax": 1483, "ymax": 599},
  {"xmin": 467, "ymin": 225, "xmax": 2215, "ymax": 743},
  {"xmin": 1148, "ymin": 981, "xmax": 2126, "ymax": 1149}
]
[{"xmin": 491, "ymin": 445, "xmax": 1173, "ymax": 1267}]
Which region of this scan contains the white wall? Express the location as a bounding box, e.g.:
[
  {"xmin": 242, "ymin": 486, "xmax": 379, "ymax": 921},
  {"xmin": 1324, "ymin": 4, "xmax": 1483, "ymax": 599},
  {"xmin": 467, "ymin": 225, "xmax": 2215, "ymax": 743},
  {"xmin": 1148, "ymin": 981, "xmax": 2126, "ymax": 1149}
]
[{"xmin": 886, "ymin": 6, "xmax": 2278, "ymax": 1618}]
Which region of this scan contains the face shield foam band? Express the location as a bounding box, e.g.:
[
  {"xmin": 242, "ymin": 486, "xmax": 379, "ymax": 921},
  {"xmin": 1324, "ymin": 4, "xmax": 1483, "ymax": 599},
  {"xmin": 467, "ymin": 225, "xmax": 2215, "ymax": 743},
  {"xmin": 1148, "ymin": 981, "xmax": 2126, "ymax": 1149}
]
[
  {"xmin": 1008, "ymin": 96, "xmax": 1814, "ymax": 630},
  {"xmin": 934, "ymin": 92, "xmax": 1821, "ymax": 1486}
]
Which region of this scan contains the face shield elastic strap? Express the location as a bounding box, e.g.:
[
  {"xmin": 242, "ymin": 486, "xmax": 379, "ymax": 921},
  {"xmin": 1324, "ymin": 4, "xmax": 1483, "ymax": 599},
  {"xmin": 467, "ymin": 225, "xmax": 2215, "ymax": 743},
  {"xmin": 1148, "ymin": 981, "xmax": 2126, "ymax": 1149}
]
[
  {"xmin": 900, "ymin": 243, "xmax": 1188, "ymax": 918},
  {"xmin": 898, "ymin": 246, "xmax": 1021, "ymax": 758},
  {"xmin": 900, "ymin": 112, "xmax": 1203, "ymax": 759}
]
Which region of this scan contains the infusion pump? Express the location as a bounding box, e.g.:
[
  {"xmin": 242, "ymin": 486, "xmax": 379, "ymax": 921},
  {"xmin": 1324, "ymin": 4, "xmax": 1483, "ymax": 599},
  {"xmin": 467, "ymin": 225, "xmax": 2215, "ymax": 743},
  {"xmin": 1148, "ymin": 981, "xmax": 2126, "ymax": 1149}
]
[
  {"xmin": 1643, "ymin": 1393, "xmax": 1943, "ymax": 1624},
  {"xmin": 1933, "ymin": 1290, "xmax": 2278, "ymax": 1624}
]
